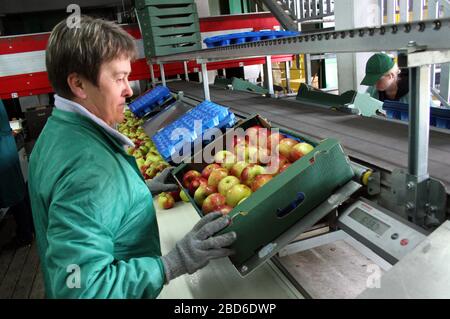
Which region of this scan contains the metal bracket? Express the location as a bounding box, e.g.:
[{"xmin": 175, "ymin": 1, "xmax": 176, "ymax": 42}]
[
  {"xmin": 367, "ymin": 171, "xmax": 381, "ymax": 196},
  {"xmin": 391, "ymin": 169, "xmax": 447, "ymax": 228}
]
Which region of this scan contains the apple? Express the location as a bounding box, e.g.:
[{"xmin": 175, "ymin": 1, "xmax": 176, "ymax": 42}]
[
  {"xmin": 168, "ymin": 189, "xmax": 181, "ymax": 202},
  {"xmin": 207, "ymin": 168, "xmax": 229, "ymax": 187},
  {"xmin": 180, "ymin": 189, "xmax": 190, "ymax": 202},
  {"xmin": 202, "ymin": 193, "xmax": 227, "ymax": 214},
  {"xmin": 157, "ymin": 192, "xmax": 175, "ymax": 210},
  {"xmin": 194, "ymin": 184, "xmax": 218, "ymax": 206},
  {"xmin": 182, "ymin": 170, "xmax": 201, "ymax": 188},
  {"xmin": 267, "ymin": 132, "xmax": 286, "ymax": 152},
  {"xmin": 265, "ymin": 154, "xmax": 290, "ymax": 174},
  {"xmin": 278, "ymin": 162, "xmax": 292, "ymax": 174},
  {"xmin": 226, "ymin": 184, "xmax": 252, "ymax": 207},
  {"xmin": 240, "ymin": 164, "xmax": 266, "ymax": 187},
  {"xmin": 201, "ymin": 163, "xmax": 221, "ymax": 180},
  {"xmin": 136, "ymin": 158, "xmax": 146, "ymax": 169},
  {"xmin": 248, "ymin": 146, "xmax": 270, "ymax": 165},
  {"xmin": 215, "ymin": 204, "xmax": 233, "ymax": 215},
  {"xmin": 251, "ymin": 174, "xmax": 273, "ymax": 192},
  {"xmin": 289, "ymin": 142, "xmax": 314, "ymax": 162},
  {"xmin": 188, "ymin": 176, "xmax": 208, "ymax": 195},
  {"xmin": 277, "ymin": 138, "xmax": 299, "ymax": 158},
  {"xmin": 214, "ymin": 150, "xmax": 236, "ymax": 170},
  {"xmin": 218, "ymin": 175, "xmax": 241, "ymax": 196},
  {"xmin": 230, "ymin": 161, "xmax": 249, "ymax": 179}
]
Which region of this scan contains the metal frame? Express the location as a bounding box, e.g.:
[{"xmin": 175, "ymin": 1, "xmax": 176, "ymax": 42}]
[{"xmin": 150, "ymin": 18, "xmax": 450, "ymax": 63}]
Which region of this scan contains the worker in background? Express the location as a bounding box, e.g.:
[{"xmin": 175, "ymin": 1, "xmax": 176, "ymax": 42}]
[
  {"xmin": 361, "ymin": 53, "xmax": 409, "ymax": 104},
  {"xmin": 28, "ymin": 16, "xmax": 236, "ymax": 298},
  {"xmin": 0, "ymin": 99, "xmax": 34, "ymax": 250}
]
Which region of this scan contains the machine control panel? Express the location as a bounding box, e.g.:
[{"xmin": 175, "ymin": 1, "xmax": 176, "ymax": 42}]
[{"xmin": 339, "ymin": 198, "xmax": 427, "ymax": 263}]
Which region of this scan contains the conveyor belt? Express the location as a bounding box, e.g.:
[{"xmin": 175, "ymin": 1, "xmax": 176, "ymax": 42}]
[{"xmin": 168, "ymin": 81, "xmax": 450, "ymax": 191}]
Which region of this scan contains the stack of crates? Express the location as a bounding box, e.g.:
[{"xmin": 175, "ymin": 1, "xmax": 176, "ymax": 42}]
[{"xmin": 135, "ymin": 0, "xmax": 202, "ymax": 57}]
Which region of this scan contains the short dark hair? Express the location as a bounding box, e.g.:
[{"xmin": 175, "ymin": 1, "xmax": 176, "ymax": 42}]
[{"xmin": 46, "ymin": 15, "xmax": 138, "ymax": 99}]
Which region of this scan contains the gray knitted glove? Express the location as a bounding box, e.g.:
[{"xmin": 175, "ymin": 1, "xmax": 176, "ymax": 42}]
[
  {"xmin": 146, "ymin": 167, "xmax": 178, "ymax": 195},
  {"xmin": 161, "ymin": 212, "xmax": 237, "ymax": 283}
]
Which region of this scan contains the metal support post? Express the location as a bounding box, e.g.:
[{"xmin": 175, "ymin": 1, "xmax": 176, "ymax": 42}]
[
  {"xmin": 408, "ymin": 65, "xmax": 430, "ymax": 181},
  {"xmin": 149, "ymin": 62, "xmax": 156, "ymax": 88},
  {"xmin": 159, "ymin": 63, "xmax": 166, "ymax": 86},
  {"xmin": 305, "ymin": 54, "xmax": 312, "ymax": 85},
  {"xmin": 285, "ymin": 61, "xmax": 291, "ymax": 93},
  {"xmin": 263, "ymin": 55, "xmax": 274, "ymax": 96},
  {"xmin": 183, "ymin": 61, "xmax": 190, "ymax": 82},
  {"xmin": 201, "ymin": 62, "xmax": 210, "ymax": 101},
  {"xmin": 440, "ymin": 64, "xmax": 450, "ymax": 105}
]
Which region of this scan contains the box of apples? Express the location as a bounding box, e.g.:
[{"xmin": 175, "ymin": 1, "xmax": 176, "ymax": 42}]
[{"xmin": 172, "ymin": 115, "xmax": 354, "ymax": 275}]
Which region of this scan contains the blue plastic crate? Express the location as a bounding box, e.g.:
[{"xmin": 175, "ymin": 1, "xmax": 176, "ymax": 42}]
[
  {"xmin": 129, "ymin": 86, "xmax": 173, "ymax": 118},
  {"xmin": 152, "ymin": 101, "xmax": 234, "ymax": 161},
  {"xmin": 204, "ymin": 31, "xmax": 300, "ymax": 48}
]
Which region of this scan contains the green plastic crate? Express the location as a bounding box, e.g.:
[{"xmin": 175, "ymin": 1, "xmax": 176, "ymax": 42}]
[
  {"xmin": 141, "ymin": 23, "xmax": 200, "ymax": 37},
  {"xmin": 135, "ymin": 0, "xmax": 195, "ymax": 10},
  {"xmin": 143, "ymin": 31, "xmax": 201, "ymax": 47},
  {"xmin": 138, "ymin": 11, "xmax": 199, "ymax": 27},
  {"xmin": 137, "ymin": 4, "xmax": 197, "ymax": 17},
  {"xmin": 172, "ymin": 115, "xmax": 355, "ymax": 275},
  {"xmin": 143, "ymin": 41, "xmax": 201, "ymax": 57}
]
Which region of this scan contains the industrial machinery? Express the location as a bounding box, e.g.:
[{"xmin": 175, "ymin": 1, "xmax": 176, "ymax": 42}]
[{"xmin": 146, "ymin": 16, "xmax": 450, "ymax": 299}]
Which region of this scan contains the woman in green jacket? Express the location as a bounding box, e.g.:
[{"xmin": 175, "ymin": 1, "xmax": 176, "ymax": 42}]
[{"xmin": 28, "ymin": 16, "xmax": 236, "ymax": 299}]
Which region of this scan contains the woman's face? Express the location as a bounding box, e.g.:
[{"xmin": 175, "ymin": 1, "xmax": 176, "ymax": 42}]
[{"xmin": 375, "ymin": 72, "xmax": 395, "ymax": 91}]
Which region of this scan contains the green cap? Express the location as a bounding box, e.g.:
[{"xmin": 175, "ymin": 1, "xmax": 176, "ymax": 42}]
[{"xmin": 361, "ymin": 53, "xmax": 395, "ymax": 86}]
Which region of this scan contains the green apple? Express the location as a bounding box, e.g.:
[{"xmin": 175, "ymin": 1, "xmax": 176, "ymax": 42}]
[
  {"xmin": 218, "ymin": 176, "xmax": 240, "ymax": 196},
  {"xmin": 207, "ymin": 168, "xmax": 229, "ymax": 187},
  {"xmin": 194, "ymin": 184, "xmax": 218, "ymax": 206},
  {"xmin": 180, "ymin": 190, "xmax": 190, "ymax": 202},
  {"xmin": 240, "ymin": 164, "xmax": 266, "ymax": 187},
  {"xmin": 226, "ymin": 184, "xmax": 252, "ymax": 207},
  {"xmin": 214, "ymin": 150, "xmax": 236, "ymax": 170},
  {"xmin": 230, "ymin": 161, "xmax": 249, "ymax": 179}
]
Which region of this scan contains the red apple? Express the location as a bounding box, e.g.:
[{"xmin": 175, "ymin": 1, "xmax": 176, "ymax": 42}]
[
  {"xmin": 277, "ymin": 138, "xmax": 299, "ymax": 158},
  {"xmin": 278, "ymin": 162, "xmax": 292, "ymax": 174},
  {"xmin": 240, "ymin": 164, "xmax": 266, "ymax": 187},
  {"xmin": 232, "ymin": 134, "xmax": 248, "ymax": 147},
  {"xmin": 207, "ymin": 168, "xmax": 229, "ymax": 187},
  {"xmin": 202, "ymin": 193, "xmax": 227, "ymax": 214},
  {"xmin": 201, "ymin": 163, "xmax": 221, "ymax": 180},
  {"xmin": 182, "ymin": 170, "xmax": 201, "ymax": 188},
  {"xmin": 218, "ymin": 175, "xmax": 241, "ymax": 196},
  {"xmin": 265, "ymin": 154, "xmax": 290, "ymax": 174},
  {"xmin": 267, "ymin": 132, "xmax": 286, "ymax": 152},
  {"xmin": 168, "ymin": 189, "xmax": 181, "ymax": 202},
  {"xmin": 226, "ymin": 184, "xmax": 252, "ymax": 207},
  {"xmin": 188, "ymin": 176, "xmax": 208, "ymax": 195},
  {"xmin": 157, "ymin": 192, "xmax": 175, "ymax": 210},
  {"xmin": 230, "ymin": 161, "xmax": 249, "ymax": 179},
  {"xmin": 289, "ymin": 142, "xmax": 315, "ymax": 162},
  {"xmin": 194, "ymin": 184, "xmax": 218, "ymax": 206},
  {"xmin": 251, "ymin": 174, "xmax": 273, "ymax": 192},
  {"xmin": 215, "ymin": 204, "xmax": 233, "ymax": 215}
]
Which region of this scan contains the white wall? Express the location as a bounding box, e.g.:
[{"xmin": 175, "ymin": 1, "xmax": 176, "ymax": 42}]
[{"xmin": 335, "ymin": 0, "xmax": 381, "ymax": 93}]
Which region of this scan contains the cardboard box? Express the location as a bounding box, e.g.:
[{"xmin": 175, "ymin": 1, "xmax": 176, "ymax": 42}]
[{"xmin": 172, "ymin": 115, "xmax": 354, "ymax": 275}]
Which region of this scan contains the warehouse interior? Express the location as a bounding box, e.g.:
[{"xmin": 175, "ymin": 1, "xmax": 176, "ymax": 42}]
[{"xmin": 1, "ymin": 0, "xmax": 450, "ymax": 299}]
